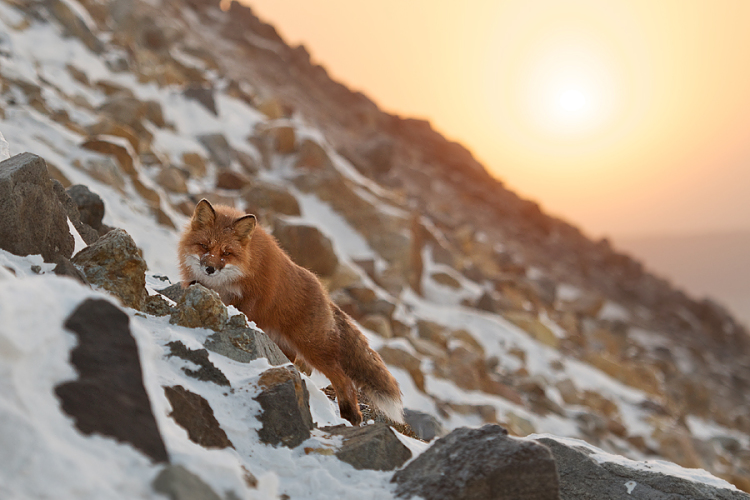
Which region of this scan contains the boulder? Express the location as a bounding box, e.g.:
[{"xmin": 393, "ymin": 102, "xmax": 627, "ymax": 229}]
[
  {"xmin": 272, "ymin": 220, "xmax": 338, "ymax": 277},
  {"xmin": 254, "ymin": 366, "xmax": 313, "ymax": 448},
  {"xmin": 52, "ymin": 181, "xmax": 99, "ymax": 244},
  {"xmin": 295, "ymin": 138, "xmax": 331, "ymax": 170},
  {"xmin": 71, "ymin": 228, "xmax": 148, "ymax": 310},
  {"xmin": 169, "ymin": 284, "xmax": 228, "ymax": 331},
  {"xmin": 242, "ymin": 180, "xmax": 301, "ymax": 216},
  {"xmin": 204, "ymin": 315, "xmax": 289, "ymax": 365},
  {"xmin": 55, "ymin": 299, "xmax": 168, "ymax": 463},
  {"xmin": 157, "ymin": 166, "xmax": 189, "ymax": 193},
  {"xmin": 164, "ymin": 385, "xmax": 233, "ymax": 449},
  {"xmin": 392, "ymin": 425, "xmax": 560, "ymax": 500},
  {"xmin": 216, "ymin": 170, "xmax": 251, "ymax": 190},
  {"xmin": 324, "ymin": 423, "xmax": 412, "ymax": 471},
  {"xmin": 0, "ymin": 152, "xmax": 75, "ymax": 262},
  {"xmin": 536, "ymin": 436, "xmax": 750, "ymax": 500},
  {"xmin": 403, "ymin": 409, "xmax": 446, "ymax": 442}
]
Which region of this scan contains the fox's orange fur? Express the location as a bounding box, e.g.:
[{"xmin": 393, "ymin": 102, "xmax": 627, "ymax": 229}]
[{"xmin": 178, "ymin": 199, "xmax": 403, "ymax": 425}]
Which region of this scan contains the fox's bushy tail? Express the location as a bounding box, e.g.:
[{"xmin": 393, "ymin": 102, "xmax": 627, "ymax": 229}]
[{"xmin": 332, "ymin": 304, "xmax": 404, "ymax": 423}]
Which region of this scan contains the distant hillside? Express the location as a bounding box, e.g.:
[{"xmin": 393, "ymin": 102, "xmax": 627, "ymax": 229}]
[{"xmin": 615, "ymin": 231, "xmax": 750, "ymax": 328}]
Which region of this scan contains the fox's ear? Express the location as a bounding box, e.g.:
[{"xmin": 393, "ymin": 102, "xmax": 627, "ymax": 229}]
[
  {"xmin": 233, "ymin": 214, "xmax": 257, "ymax": 240},
  {"xmin": 191, "ymin": 199, "xmax": 216, "ymax": 230}
]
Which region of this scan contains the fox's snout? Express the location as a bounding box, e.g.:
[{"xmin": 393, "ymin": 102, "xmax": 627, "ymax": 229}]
[{"xmin": 199, "ymin": 253, "xmax": 225, "ymax": 275}]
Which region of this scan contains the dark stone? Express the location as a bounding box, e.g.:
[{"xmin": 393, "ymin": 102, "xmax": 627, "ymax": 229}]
[
  {"xmin": 403, "ymin": 408, "xmax": 446, "ymax": 442},
  {"xmin": 183, "ymin": 85, "xmax": 217, "ymax": 116},
  {"xmin": 0, "ymin": 152, "xmax": 74, "ymax": 262},
  {"xmin": 55, "ymin": 299, "xmax": 168, "ymax": 463},
  {"xmin": 242, "ymin": 181, "xmax": 301, "ymax": 216},
  {"xmin": 205, "ymin": 315, "xmax": 289, "ymax": 365},
  {"xmin": 53, "ymin": 255, "xmax": 89, "ymax": 285},
  {"xmin": 71, "ymin": 229, "xmax": 147, "ymax": 310},
  {"xmin": 254, "ymin": 366, "xmax": 313, "ymax": 448},
  {"xmin": 167, "ymin": 341, "xmax": 230, "ymax": 387},
  {"xmin": 272, "ymin": 220, "xmax": 339, "ymax": 277},
  {"xmin": 537, "ymin": 437, "xmax": 750, "ymax": 500},
  {"xmin": 164, "ymin": 385, "xmax": 233, "ymax": 449},
  {"xmin": 52, "ymin": 180, "xmax": 99, "ymax": 245},
  {"xmin": 152, "ymin": 465, "xmax": 222, "ymax": 500},
  {"xmin": 323, "ymin": 422, "xmax": 412, "ymax": 471},
  {"xmin": 66, "ymin": 184, "xmax": 105, "ymax": 231},
  {"xmin": 392, "ymin": 424, "xmax": 560, "ymax": 500}
]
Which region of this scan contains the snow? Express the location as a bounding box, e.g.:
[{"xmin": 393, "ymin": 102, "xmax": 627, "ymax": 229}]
[{"xmin": 0, "ymin": 130, "xmax": 9, "ymax": 160}]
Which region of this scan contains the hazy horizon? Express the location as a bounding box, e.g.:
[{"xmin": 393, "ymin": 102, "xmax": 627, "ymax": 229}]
[{"xmin": 247, "ymin": 0, "xmax": 750, "ymax": 240}]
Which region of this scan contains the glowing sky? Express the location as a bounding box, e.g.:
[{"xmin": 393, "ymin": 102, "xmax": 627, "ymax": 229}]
[{"xmin": 246, "ymin": 0, "xmax": 750, "ymax": 238}]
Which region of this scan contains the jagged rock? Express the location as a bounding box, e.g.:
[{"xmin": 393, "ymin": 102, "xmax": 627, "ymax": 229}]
[
  {"xmin": 143, "ymin": 294, "xmax": 173, "ymax": 316},
  {"xmin": 152, "ymin": 465, "xmax": 221, "ymax": 500},
  {"xmin": 263, "ymin": 124, "xmax": 296, "ymax": 153},
  {"xmin": 167, "ymin": 341, "xmax": 230, "ymax": 387},
  {"xmin": 392, "ymin": 425, "xmax": 560, "ymax": 500},
  {"xmin": 97, "ymin": 94, "xmax": 161, "ymax": 142},
  {"xmin": 323, "ymin": 423, "xmax": 412, "ymax": 471},
  {"xmin": 73, "ymin": 154, "xmax": 126, "ymax": 191},
  {"xmin": 204, "ymin": 315, "xmax": 289, "ymax": 365},
  {"xmin": 0, "ymin": 152, "xmax": 75, "ymax": 262},
  {"xmin": 242, "ymin": 180, "xmax": 301, "ymax": 216},
  {"xmin": 216, "ymin": 170, "xmax": 251, "ymax": 190},
  {"xmin": 158, "ymin": 282, "xmax": 187, "ymax": 303},
  {"xmin": 169, "ymin": 284, "xmax": 228, "ymax": 331},
  {"xmin": 403, "ymin": 409, "xmax": 446, "ymax": 442},
  {"xmin": 272, "ymin": 220, "xmax": 338, "ymax": 277},
  {"xmin": 536, "ymin": 436, "xmax": 750, "ymax": 500},
  {"xmin": 183, "ymin": 84, "xmax": 217, "ymax": 115},
  {"xmin": 81, "ymin": 136, "xmax": 136, "ymax": 177},
  {"xmin": 198, "ymin": 133, "xmax": 233, "ymax": 169},
  {"xmin": 254, "ymin": 366, "xmax": 313, "ymax": 448},
  {"xmin": 55, "ymin": 299, "xmax": 168, "ymax": 463},
  {"xmin": 164, "ymin": 385, "xmax": 233, "ymax": 449},
  {"xmin": 72, "ymin": 228, "xmax": 148, "ymax": 310}
]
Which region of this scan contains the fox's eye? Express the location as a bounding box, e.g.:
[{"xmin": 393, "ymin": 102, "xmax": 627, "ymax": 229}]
[
  {"xmin": 222, "ymin": 250, "xmax": 231, "ymax": 257},
  {"xmin": 200, "ymin": 243, "xmax": 209, "ymax": 251}
]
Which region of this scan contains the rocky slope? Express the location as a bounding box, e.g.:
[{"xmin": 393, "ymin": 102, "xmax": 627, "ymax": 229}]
[{"xmin": 1, "ymin": 0, "xmax": 749, "ymax": 497}]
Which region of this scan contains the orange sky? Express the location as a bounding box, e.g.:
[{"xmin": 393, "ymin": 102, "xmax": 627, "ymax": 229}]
[{"xmin": 246, "ymin": 0, "xmax": 750, "ymax": 238}]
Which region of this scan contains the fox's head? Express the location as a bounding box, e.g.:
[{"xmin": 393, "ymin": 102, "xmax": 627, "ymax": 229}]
[{"xmin": 180, "ymin": 199, "xmax": 256, "ymax": 287}]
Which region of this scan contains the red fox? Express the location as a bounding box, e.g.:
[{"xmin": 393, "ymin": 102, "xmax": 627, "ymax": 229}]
[{"xmin": 178, "ymin": 199, "xmax": 403, "ymax": 425}]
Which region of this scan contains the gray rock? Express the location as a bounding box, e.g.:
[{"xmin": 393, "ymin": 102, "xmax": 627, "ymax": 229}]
[
  {"xmin": 55, "ymin": 299, "xmax": 168, "ymax": 463},
  {"xmin": 169, "ymin": 284, "xmax": 228, "ymax": 331},
  {"xmin": 324, "ymin": 422, "xmax": 412, "ymax": 471},
  {"xmin": 167, "ymin": 341, "xmax": 230, "ymax": 387},
  {"xmin": 403, "ymin": 409, "xmax": 446, "ymax": 442},
  {"xmin": 183, "ymin": 85, "xmax": 217, "ymax": 116},
  {"xmin": 0, "ymin": 152, "xmax": 75, "ymax": 262},
  {"xmin": 536, "ymin": 437, "xmax": 750, "ymax": 500},
  {"xmin": 164, "ymin": 385, "xmax": 233, "ymax": 449},
  {"xmin": 273, "ymin": 220, "xmax": 339, "ymax": 277},
  {"xmin": 152, "ymin": 465, "xmax": 221, "ymax": 500},
  {"xmin": 71, "ymin": 228, "xmax": 147, "ymax": 310},
  {"xmin": 254, "ymin": 366, "xmax": 313, "ymax": 448},
  {"xmin": 392, "ymin": 424, "xmax": 560, "ymax": 500},
  {"xmin": 198, "ymin": 133, "xmax": 234, "ymax": 170},
  {"xmin": 205, "ymin": 315, "xmax": 289, "ymax": 365},
  {"xmin": 158, "ymin": 282, "xmax": 187, "ymax": 303}
]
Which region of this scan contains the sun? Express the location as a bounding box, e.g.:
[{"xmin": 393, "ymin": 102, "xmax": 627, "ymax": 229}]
[{"xmin": 558, "ymin": 88, "xmax": 588, "ymax": 115}]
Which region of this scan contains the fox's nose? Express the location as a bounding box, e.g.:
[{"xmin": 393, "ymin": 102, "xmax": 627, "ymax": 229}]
[{"xmin": 205, "ymin": 266, "xmax": 215, "ymax": 275}]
